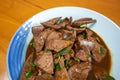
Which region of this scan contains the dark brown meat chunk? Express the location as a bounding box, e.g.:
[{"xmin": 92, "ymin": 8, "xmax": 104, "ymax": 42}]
[
  {"xmin": 34, "ymin": 51, "xmax": 44, "ymax": 64},
  {"xmin": 68, "ymin": 62, "xmax": 91, "ymax": 80},
  {"xmin": 55, "ymin": 68, "xmax": 70, "ymax": 80},
  {"xmin": 41, "ymin": 17, "xmax": 71, "ymax": 30},
  {"xmin": 75, "ymin": 46, "xmax": 91, "ymax": 62},
  {"xmin": 20, "ymin": 52, "xmax": 37, "ymax": 80},
  {"xmin": 92, "ymin": 41, "xmax": 107, "ymax": 62},
  {"xmin": 66, "ymin": 25, "xmax": 86, "ymax": 34},
  {"xmin": 34, "ymin": 29, "xmax": 53, "ymax": 53},
  {"xmin": 28, "ymin": 76, "xmax": 36, "ymax": 80},
  {"xmin": 46, "ymin": 31, "xmax": 62, "ymax": 42},
  {"xmin": 85, "ymin": 28, "xmax": 93, "ymax": 37},
  {"xmin": 74, "ymin": 42, "xmax": 81, "ymax": 53},
  {"xmin": 87, "ymin": 36, "xmax": 107, "ymax": 62},
  {"xmin": 64, "ymin": 52, "xmax": 70, "ymax": 60},
  {"xmin": 62, "ymin": 30, "xmax": 76, "ymax": 50},
  {"xmin": 62, "ymin": 30, "xmax": 76, "ymax": 41},
  {"xmin": 36, "ymin": 74, "xmax": 54, "ymax": 80},
  {"xmin": 46, "ymin": 39, "xmax": 73, "ymax": 52},
  {"xmin": 41, "ymin": 17, "xmax": 61, "ymax": 25},
  {"xmin": 72, "ymin": 18, "xmax": 96, "ymax": 27},
  {"xmin": 32, "ymin": 25, "xmax": 44, "ymax": 37},
  {"xmin": 69, "ymin": 59, "xmax": 78, "ymax": 67},
  {"xmin": 34, "ymin": 52, "xmax": 53, "ymax": 74}
]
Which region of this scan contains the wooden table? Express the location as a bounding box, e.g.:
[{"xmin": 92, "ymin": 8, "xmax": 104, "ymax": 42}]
[{"xmin": 0, "ymin": 0, "xmax": 120, "ymax": 79}]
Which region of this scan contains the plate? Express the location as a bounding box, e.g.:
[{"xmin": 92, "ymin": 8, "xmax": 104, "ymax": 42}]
[{"xmin": 7, "ymin": 6, "xmax": 120, "ymax": 80}]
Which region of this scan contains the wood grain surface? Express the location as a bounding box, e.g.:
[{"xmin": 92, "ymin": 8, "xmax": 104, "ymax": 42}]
[{"xmin": 0, "ymin": 0, "xmax": 120, "ymax": 80}]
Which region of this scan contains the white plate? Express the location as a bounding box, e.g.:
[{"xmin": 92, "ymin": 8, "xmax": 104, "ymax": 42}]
[{"xmin": 7, "ymin": 6, "xmax": 120, "ymax": 80}]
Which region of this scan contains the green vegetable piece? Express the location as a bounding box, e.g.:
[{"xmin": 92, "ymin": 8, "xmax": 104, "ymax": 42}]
[
  {"xmin": 56, "ymin": 19, "xmax": 62, "ymax": 24},
  {"xmin": 101, "ymin": 74, "xmax": 115, "ymax": 80},
  {"xmin": 57, "ymin": 48, "xmax": 68, "ymax": 57},
  {"xmin": 88, "ymin": 54, "xmax": 93, "ymax": 59},
  {"xmin": 64, "ymin": 60, "xmax": 69, "ymax": 69},
  {"xmin": 73, "ymin": 57, "xmax": 80, "ymax": 62},
  {"xmin": 56, "ymin": 63, "xmax": 62, "ymax": 70},
  {"xmin": 81, "ymin": 32, "xmax": 86, "ymax": 39},
  {"xmin": 30, "ymin": 62, "xmax": 36, "ymax": 67},
  {"xmin": 30, "ymin": 42, "xmax": 36, "ymax": 47},
  {"xmin": 105, "ymin": 76, "xmax": 115, "ymax": 80},
  {"xmin": 25, "ymin": 70, "xmax": 33, "ymax": 78},
  {"xmin": 45, "ymin": 49, "xmax": 52, "ymax": 53},
  {"xmin": 58, "ymin": 55, "xmax": 61, "ymax": 61},
  {"xmin": 99, "ymin": 47, "xmax": 104, "ymax": 54},
  {"xmin": 80, "ymin": 24, "xmax": 87, "ymax": 28}
]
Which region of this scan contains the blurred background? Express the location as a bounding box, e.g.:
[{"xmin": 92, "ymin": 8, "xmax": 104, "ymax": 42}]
[{"xmin": 0, "ymin": 0, "xmax": 120, "ymax": 80}]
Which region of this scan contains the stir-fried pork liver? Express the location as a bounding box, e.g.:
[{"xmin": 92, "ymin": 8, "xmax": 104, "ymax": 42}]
[
  {"xmin": 35, "ymin": 52, "xmax": 53, "ymax": 74},
  {"xmin": 68, "ymin": 62, "xmax": 91, "ymax": 80},
  {"xmin": 75, "ymin": 46, "xmax": 91, "ymax": 62},
  {"xmin": 33, "ymin": 29, "xmax": 53, "ymax": 53},
  {"xmin": 36, "ymin": 73, "xmax": 54, "ymax": 80},
  {"xmin": 46, "ymin": 40, "xmax": 73, "ymax": 52},
  {"xmin": 21, "ymin": 17, "xmax": 111, "ymax": 80},
  {"xmin": 55, "ymin": 68, "xmax": 70, "ymax": 80}
]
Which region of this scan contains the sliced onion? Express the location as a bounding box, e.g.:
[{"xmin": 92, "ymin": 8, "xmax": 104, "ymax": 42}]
[
  {"xmin": 63, "ymin": 34, "xmax": 68, "ymax": 39},
  {"xmin": 80, "ymin": 40, "xmax": 94, "ymax": 50}
]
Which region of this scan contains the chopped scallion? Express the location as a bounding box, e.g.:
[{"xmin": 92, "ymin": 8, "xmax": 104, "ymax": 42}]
[
  {"xmin": 56, "ymin": 19, "xmax": 62, "ymax": 24},
  {"xmin": 73, "ymin": 57, "xmax": 80, "ymax": 62},
  {"xmin": 80, "ymin": 24, "xmax": 87, "ymax": 28},
  {"xmin": 56, "ymin": 63, "xmax": 62, "ymax": 70},
  {"xmin": 30, "ymin": 42, "xmax": 36, "ymax": 47},
  {"xmin": 101, "ymin": 74, "xmax": 115, "ymax": 80},
  {"xmin": 25, "ymin": 70, "xmax": 32, "ymax": 78},
  {"xmin": 58, "ymin": 56, "xmax": 61, "ymax": 61},
  {"xmin": 57, "ymin": 48, "xmax": 68, "ymax": 57},
  {"xmin": 45, "ymin": 49, "xmax": 52, "ymax": 53},
  {"xmin": 64, "ymin": 60, "xmax": 69, "ymax": 69},
  {"xmin": 99, "ymin": 47, "xmax": 104, "ymax": 54},
  {"xmin": 30, "ymin": 62, "xmax": 36, "ymax": 67},
  {"xmin": 81, "ymin": 32, "xmax": 86, "ymax": 39},
  {"xmin": 88, "ymin": 54, "xmax": 93, "ymax": 59}
]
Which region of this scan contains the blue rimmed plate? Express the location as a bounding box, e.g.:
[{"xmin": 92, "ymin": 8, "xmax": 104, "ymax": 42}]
[{"xmin": 7, "ymin": 6, "xmax": 120, "ymax": 80}]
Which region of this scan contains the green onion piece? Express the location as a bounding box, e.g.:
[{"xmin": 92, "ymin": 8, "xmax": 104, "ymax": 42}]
[
  {"xmin": 95, "ymin": 37, "xmax": 101, "ymax": 43},
  {"xmin": 81, "ymin": 32, "xmax": 86, "ymax": 39},
  {"xmin": 73, "ymin": 57, "xmax": 80, "ymax": 62},
  {"xmin": 105, "ymin": 76, "xmax": 115, "ymax": 80},
  {"xmin": 56, "ymin": 19, "xmax": 62, "ymax": 24},
  {"xmin": 101, "ymin": 74, "xmax": 115, "ymax": 80},
  {"xmin": 64, "ymin": 60, "xmax": 69, "ymax": 70},
  {"xmin": 99, "ymin": 47, "xmax": 104, "ymax": 54},
  {"xmin": 30, "ymin": 62, "xmax": 36, "ymax": 67},
  {"xmin": 80, "ymin": 24, "xmax": 87, "ymax": 28},
  {"xmin": 45, "ymin": 49, "xmax": 52, "ymax": 53},
  {"xmin": 30, "ymin": 42, "xmax": 36, "ymax": 47},
  {"xmin": 56, "ymin": 63, "xmax": 62, "ymax": 70},
  {"xmin": 58, "ymin": 56, "xmax": 61, "ymax": 61},
  {"xmin": 25, "ymin": 70, "xmax": 33, "ymax": 78},
  {"xmin": 88, "ymin": 54, "xmax": 93, "ymax": 59},
  {"xmin": 57, "ymin": 48, "xmax": 68, "ymax": 57}
]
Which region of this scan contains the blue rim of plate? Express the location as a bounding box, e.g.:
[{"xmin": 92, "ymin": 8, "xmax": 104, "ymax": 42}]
[
  {"xmin": 6, "ymin": 18, "xmax": 32, "ymax": 80},
  {"xmin": 6, "ymin": 6, "xmax": 120, "ymax": 80}
]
